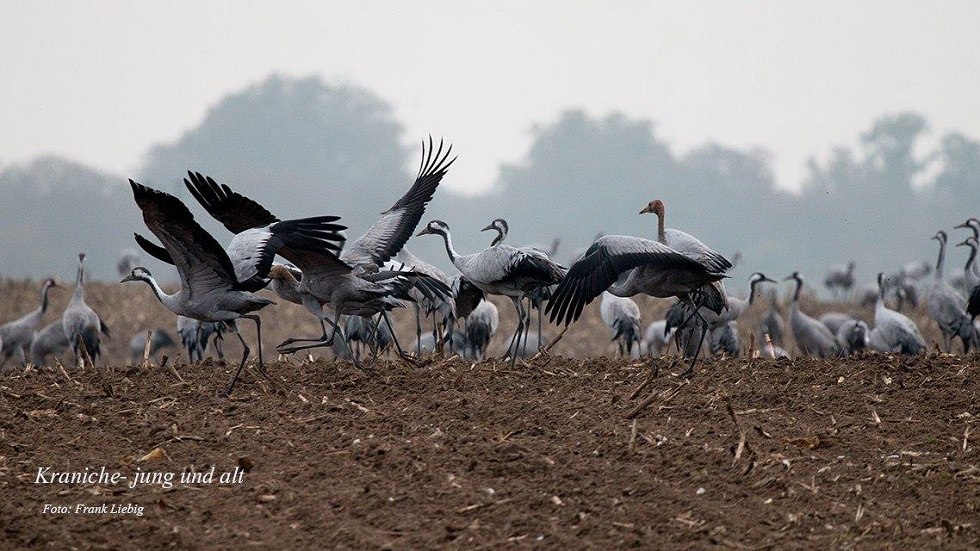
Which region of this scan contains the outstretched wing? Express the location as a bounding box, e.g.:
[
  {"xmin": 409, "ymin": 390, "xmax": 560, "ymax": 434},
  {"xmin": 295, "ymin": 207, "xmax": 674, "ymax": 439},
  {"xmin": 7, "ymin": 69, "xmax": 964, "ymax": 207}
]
[
  {"xmin": 545, "ymin": 235, "xmax": 720, "ymax": 326},
  {"xmin": 184, "ymin": 171, "xmax": 279, "ymax": 233},
  {"xmin": 342, "ymin": 137, "xmax": 455, "ymax": 271},
  {"xmin": 129, "ymin": 180, "xmax": 240, "ymax": 297},
  {"xmin": 664, "ymin": 228, "xmax": 732, "ymax": 273}
]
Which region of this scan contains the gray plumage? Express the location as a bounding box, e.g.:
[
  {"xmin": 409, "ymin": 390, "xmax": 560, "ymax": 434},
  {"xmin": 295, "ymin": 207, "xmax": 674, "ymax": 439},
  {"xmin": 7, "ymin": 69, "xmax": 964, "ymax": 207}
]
[
  {"xmin": 710, "ymin": 321, "xmax": 740, "ymax": 357},
  {"xmin": 28, "ymin": 321, "xmax": 69, "ymax": 366},
  {"xmin": 465, "ymin": 299, "xmax": 499, "ymax": 360},
  {"xmin": 274, "ymin": 141, "xmax": 455, "ymax": 360},
  {"xmin": 123, "ymin": 180, "xmax": 281, "ymax": 394},
  {"xmin": 342, "ymin": 315, "xmax": 394, "ymax": 362},
  {"xmin": 926, "ymin": 231, "xmax": 974, "ymax": 352},
  {"xmin": 0, "ymin": 278, "xmax": 57, "ymax": 368},
  {"xmin": 177, "ymin": 316, "xmax": 231, "ymax": 363},
  {"xmin": 758, "ymin": 289, "xmax": 786, "ymax": 347},
  {"xmin": 835, "ymin": 319, "xmax": 869, "ymax": 356},
  {"xmin": 956, "ymin": 236, "xmax": 980, "ymax": 295},
  {"xmin": 824, "ymin": 260, "xmax": 856, "ymax": 298},
  {"xmin": 419, "ymin": 219, "xmax": 564, "ymax": 366},
  {"xmin": 786, "ymin": 272, "xmax": 840, "ymax": 358},
  {"xmin": 644, "ymin": 320, "xmax": 674, "ymax": 356},
  {"xmin": 600, "ymin": 291, "xmax": 641, "ymax": 358},
  {"xmin": 62, "ymin": 254, "xmax": 103, "ymax": 365},
  {"xmin": 128, "ymin": 329, "xmax": 177, "ymax": 363},
  {"xmin": 818, "ymin": 312, "xmax": 855, "ymax": 336},
  {"xmin": 870, "ymin": 273, "xmax": 926, "ymax": 355}
]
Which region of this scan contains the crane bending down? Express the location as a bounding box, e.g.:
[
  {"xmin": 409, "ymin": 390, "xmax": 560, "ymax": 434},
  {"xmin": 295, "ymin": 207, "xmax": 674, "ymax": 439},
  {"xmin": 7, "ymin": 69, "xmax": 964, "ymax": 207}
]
[
  {"xmin": 547, "ymin": 201, "xmax": 728, "ymax": 377},
  {"xmin": 122, "ymin": 181, "xmax": 344, "ymax": 394},
  {"xmin": 416, "ymin": 220, "xmax": 565, "ymax": 366}
]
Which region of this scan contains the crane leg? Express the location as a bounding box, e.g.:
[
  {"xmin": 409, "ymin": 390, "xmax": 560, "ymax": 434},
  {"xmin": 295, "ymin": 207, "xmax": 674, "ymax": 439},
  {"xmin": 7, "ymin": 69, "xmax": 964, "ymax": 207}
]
[
  {"xmin": 501, "ymin": 296, "xmax": 525, "ymax": 365},
  {"xmin": 225, "ymin": 320, "xmax": 251, "ymax": 395},
  {"xmin": 680, "ymin": 313, "xmax": 710, "ymax": 378}
]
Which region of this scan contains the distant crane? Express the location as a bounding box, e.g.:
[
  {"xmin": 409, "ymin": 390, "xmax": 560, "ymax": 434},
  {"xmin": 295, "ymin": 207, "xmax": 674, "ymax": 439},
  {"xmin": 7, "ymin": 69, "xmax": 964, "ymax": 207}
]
[
  {"xmin": 785, "ymin": 272, "xmax": 840, "ymax": 358},
  {"xmin": 62, "ymin": 254, "xmax": 104, "ymax": 367},
  {"xmin": 824, "ymin": 260, "xmax": 856, "ymax": 299},
  {"xmin": 464, "ymin": 299, "xmax": 499, "ymax": 360},
  {"xmin": 0, "ymin": 278, "xmax": 57, "ymax": 368},
  {"xmin": 869, "ymin": 273, "xmax": 926, "ymax": 355},
  {"xmin": 600, "ymin": 291, "xmax": 642, "ymax": 358},
  {"xmin": 926, "ymin": 231, "xmax": 974, "ymax": 353},
  {"xmin": 128, "ymin": 330, "xmax": 177, "ymax": 364}
]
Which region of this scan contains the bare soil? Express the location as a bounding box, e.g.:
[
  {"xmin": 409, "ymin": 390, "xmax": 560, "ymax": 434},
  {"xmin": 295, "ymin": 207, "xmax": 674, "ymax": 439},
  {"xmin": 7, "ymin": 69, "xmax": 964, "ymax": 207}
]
[{"xmin": 1, "ymin": 281, "xmax": 979, "ymax": 549}]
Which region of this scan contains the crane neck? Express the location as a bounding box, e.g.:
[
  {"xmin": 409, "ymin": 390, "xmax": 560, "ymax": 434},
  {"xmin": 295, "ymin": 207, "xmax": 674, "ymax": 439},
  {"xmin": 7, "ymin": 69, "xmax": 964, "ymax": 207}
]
[
  {"xmin": 748, "ymin": 280, "xmax": 759, "ymax": 305},
  {"xmin": 655, "ymin": 211, "xmax": 666, "ymax": 243},
  {"xmin": 72, "ymin": 264, "xmax": 86, "ymax": 303},
  {"xmin": 935, "ymin": 239, "xmax": 947, "ymax": 279},
  {"xmin": 792, "ymin": 277, "xmax": 802, "ymax": 302},
  {"xmin": 40, "ymin": 282, "xmax": 53, "ymax": 313},
  {"xmin": 141, "ymin": 275, "xmax": 176, "ymax": 311},
  {"xmin": 490, "ymin": 228, "xmax": 505, "ymax": 247},
  {"xmin": 437, "ymin": 230, "xmax": 460, "ymax": 264},
  {"xmin": 965, "ymin": 244, "xmax": 977, "ymax": 272}
]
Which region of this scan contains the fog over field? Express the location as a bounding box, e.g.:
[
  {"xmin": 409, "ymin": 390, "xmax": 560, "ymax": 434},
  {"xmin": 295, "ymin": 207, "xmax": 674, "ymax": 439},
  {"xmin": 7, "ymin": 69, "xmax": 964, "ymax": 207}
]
[{"xmin": 1, "ymin": 2, "xmax": 979, "ymax": 292}]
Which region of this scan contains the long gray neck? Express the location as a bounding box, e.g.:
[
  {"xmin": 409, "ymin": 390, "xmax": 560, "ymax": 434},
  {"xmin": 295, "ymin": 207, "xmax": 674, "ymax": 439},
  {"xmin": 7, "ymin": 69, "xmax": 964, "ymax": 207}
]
[
  {"xmin": 965, "ymin": 244, "xmax": 977, "ymax": 272},
  {"xmin": 72, "ymin": 264, "xmax": 85, "ymax": 302},
  {"xmin": 40, "ymin": 282, "xmax": 52, "ymax": 313},
  {"xmin": 792, "ymin": 277, "xmax": 802, "ymax": 302},
  {"xmin": 935, "ymin": 239, "xmax": 947, "ymax": 278}
]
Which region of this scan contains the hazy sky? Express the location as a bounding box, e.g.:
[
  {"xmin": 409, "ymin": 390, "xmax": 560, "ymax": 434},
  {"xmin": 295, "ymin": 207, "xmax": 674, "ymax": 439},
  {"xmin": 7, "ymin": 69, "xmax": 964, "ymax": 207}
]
[{"xmin": 2, "ymin": 1, "xmax": 979, "ymax": 195}]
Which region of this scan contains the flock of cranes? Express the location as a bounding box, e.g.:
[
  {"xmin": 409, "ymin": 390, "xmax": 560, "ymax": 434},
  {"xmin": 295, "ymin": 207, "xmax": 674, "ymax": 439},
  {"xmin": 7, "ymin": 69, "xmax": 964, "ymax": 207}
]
[{"xmin": 3, "ymin": 137, "xmax": 980, "ymax": 394}]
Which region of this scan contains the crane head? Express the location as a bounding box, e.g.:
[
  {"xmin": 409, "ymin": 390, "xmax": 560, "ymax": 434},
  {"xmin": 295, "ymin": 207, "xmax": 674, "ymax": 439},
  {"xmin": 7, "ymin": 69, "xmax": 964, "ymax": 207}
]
[
  {"xmin": 638, "ymin": 199, "xmax": 665, "ymax": 216},
  {"xmin": 121, "ymin": 267, "xmax": 153, "ymax": 284},
  {"xmin": 416, "ymin": 220, "xmax": 449, "ymax": 237}
]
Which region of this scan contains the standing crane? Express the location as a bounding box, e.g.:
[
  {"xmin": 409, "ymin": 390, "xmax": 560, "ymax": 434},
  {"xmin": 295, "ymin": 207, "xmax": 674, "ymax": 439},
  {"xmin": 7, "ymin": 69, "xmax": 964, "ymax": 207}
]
[
  {"xmin": 868, "ymin": 273, "xmax": 926, "ymax": 355},
  {"xmin": 417, "ymin": 220, "xmax": 565, "ymax": 366},
  {"xmin": 0, "ymin": 278, "xmax": 57, "ymax": 368},
  {"xmin": 62, "ymin": 254, "xmax": 104, "ymax": 367},
  {"xmin": 824, "ymin": 260, "xmax": 856, "ymax": 299},
  {"xmin": 926, "ymin": 230, "xmax": 974, "ymax": 352},
  {"xmin": 785, "ymin": 272, "xmax": 840, "ymax": 358}
]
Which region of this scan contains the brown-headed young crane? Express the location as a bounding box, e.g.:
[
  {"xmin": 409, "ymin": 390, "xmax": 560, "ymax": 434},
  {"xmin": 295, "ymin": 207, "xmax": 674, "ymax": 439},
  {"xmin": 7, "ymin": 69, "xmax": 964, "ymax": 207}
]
[{"xmin": 547, "ymin": 199, "xmax": 729, "ymax": 377}]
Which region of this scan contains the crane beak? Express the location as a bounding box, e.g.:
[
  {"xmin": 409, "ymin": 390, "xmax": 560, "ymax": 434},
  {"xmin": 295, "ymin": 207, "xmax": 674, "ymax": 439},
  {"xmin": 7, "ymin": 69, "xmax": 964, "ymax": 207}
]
[
  {"xmin": 639, "ymin": 205, "xmax": 653, "ymax": 215},
  {"xmin": 121, "ymin": 275, "xmax": 135, "ymax": 283},
  {"xmin": 415, "ymin": 228, "xmax": 431, "ymax": 237},
  {"xmin": 480, "ymin": 223, "xmax": 494, "ymax": 232},
  {"xmin": 762, "ymin": 277, "xmax": 777, "ymax": 284},
  {"xmin": 783, "ymin": 275, "xmax": 795, "ymax": 281},
  {"xmin": 956, "ymin": 240, "xmax": 970, "ymax": 247},
  {"xmin": 955, "ymin": 222, "xmax": 969, "ymax": 229}
]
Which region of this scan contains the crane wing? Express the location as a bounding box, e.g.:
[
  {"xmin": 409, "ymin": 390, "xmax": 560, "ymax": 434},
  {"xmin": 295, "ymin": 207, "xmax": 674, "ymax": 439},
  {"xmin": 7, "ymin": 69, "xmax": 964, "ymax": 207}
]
[
  {"xmin": 663, "ymin": 228, "xmax": 732, "ymax": 273},
  {"xmin": 184, "ymin": 171, "xmax": 279, "ymax": 233},
  {"xmin": 129, "ymin": 180, "xmax": 240, "ymax": 298},
  {"xmin": 546, "ymin": 235, "xmax": 718, "ymax": 326},
  {"xmin": 341, "ymin": 137, "xmax": 455, "ymax": 272}
]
